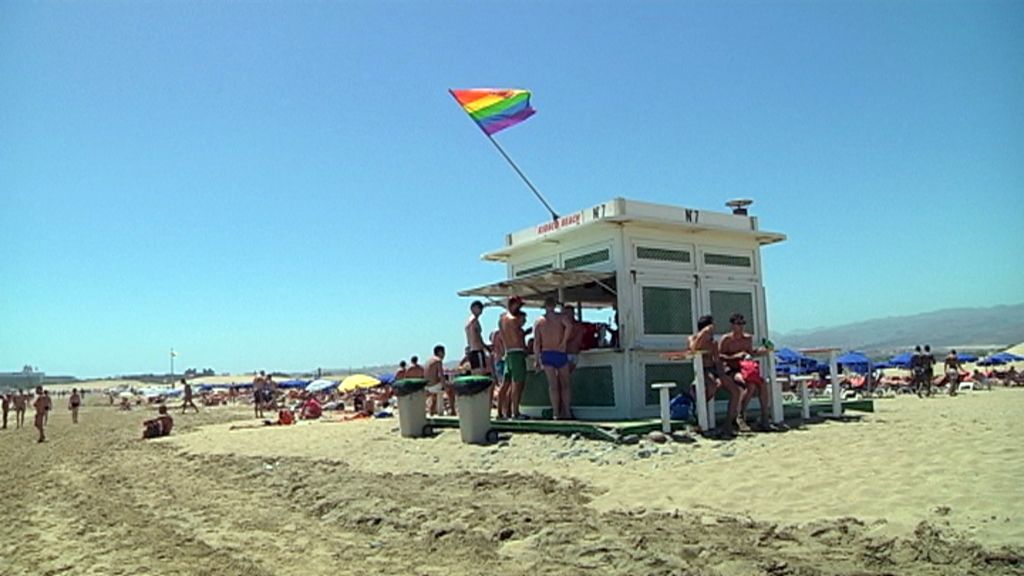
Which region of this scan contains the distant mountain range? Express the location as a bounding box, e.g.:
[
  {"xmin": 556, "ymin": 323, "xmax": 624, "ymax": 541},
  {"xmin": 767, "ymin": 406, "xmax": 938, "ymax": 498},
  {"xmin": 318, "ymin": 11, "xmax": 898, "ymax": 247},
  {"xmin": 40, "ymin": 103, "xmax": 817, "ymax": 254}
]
[{"xmin": 772, "ymin": 304, "xmax": 1024, "ymax": 354}]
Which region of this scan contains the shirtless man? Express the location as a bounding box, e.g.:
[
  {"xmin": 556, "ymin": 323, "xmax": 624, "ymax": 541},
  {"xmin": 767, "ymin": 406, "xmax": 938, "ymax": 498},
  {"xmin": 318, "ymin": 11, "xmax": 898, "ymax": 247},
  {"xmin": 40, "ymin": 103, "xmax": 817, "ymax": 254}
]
[
  {"xmin": 534, "ymin": 297, "xmax": 574, "ymax": 420},
  {"xmin": 465, "ymin": 301, "xmax": 489, "ymax": 376},
  {"xmin": 425, "ymin": 345, "xmax": 449, "ymax": 416},
  {"xmin": 181, "ymin": 379, "xmax": 200, "ymax": 413},
  {"xmin": 68, "ymin": 388, "xmax": 82, "ymax": 424},
  {"xmin": 43, "ymin": 390, "xmax": 52, "ymax": 426},
  {"xmin": 944, "ymin": 350, "xmax": 962, "ymax": 396},
  {"xmin": 500, "ymin": 296, "xmax": 529, "ymax": 419},
  {"xmin": 688, "ymin": 315, "xmax": 740, "ymax": 436},
  {"xmin": 395, "ymin": 360, "xmax": 408, "ymax": 382},
  {"xmin": 252, "ymin": 371, "xmax": 267, "ymax": 418},
  {"xmin": 33, "ymin": 386, "xmax": 47, "ymax": 443},
  {"xmin": 718, "ymin": 313, "xmax": 770, "ymax": 430},
  {"xmin": 562, "ymin": 305, "xmax": 585, "ymax": 374},
  {"xmin": 404, "ymin": 356, "xmax": 425, "ymax": 379},
  {"xmin": 490, "ymin": 325, "xmax": 510, "ymax": 418},
  {"xmin": 2, "ymin": 393, "xmax": 9, "ymax": 429},
  {"xmin": 923, "ymin": 345, "xmax": 937, "ymax": 394},
  {"xmin": 142, "ymin": 405, "xmax": 174, "ymax": 439},
  {"xmin": 14, "ymin": 390, "xmax": 27, "ymax": 428}
]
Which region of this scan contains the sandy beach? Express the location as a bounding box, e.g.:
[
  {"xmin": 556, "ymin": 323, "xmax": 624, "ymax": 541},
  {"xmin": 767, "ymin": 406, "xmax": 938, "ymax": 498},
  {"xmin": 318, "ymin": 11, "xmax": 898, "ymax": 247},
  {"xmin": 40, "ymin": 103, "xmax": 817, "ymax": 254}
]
[{"xmin": 1, "ymin": 389, "xmax": 1021, "ymax": 576}]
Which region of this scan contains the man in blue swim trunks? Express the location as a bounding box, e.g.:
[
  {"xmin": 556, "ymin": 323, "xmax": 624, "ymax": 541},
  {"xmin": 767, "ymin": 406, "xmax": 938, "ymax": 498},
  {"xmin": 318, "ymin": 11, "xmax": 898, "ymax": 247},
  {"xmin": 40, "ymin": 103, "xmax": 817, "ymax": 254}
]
[{"xmin": 534, "ymin": 297, "xmax": 574, "ymax": 419}]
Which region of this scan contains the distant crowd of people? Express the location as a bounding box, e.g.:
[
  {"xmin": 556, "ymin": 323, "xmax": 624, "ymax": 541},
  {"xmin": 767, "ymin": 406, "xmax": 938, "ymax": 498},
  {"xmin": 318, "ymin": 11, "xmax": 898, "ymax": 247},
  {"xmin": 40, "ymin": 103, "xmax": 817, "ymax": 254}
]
[{"xmin": 1, "ymin": 387, "xmax": 81, "ymax": 443}]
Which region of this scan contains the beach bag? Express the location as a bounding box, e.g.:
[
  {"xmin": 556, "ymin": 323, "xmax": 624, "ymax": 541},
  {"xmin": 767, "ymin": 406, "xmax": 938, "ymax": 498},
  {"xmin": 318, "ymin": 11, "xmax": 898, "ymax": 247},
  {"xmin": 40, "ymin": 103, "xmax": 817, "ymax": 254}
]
[{"xmin": 669, "ymin": 394, "xmax": 692, "ymax": 421}]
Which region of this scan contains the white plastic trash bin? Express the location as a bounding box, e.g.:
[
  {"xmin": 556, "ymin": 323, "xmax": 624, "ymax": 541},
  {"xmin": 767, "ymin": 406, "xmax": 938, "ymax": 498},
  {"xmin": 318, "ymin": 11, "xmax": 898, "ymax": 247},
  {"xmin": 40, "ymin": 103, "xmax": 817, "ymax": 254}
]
[
  {"xmin": 393, "ymin": 378, "xmax": 428, "ymax": 438},
  {"xmin": 453, "ymin": 376, "xmax": 493, "ymax": 444}
]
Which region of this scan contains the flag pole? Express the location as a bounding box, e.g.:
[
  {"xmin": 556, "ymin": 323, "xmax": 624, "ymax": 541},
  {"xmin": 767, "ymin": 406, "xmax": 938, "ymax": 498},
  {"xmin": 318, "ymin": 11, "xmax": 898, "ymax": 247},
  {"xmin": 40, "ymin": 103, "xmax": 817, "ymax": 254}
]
[
  {"xmin": 449, "ymin": 89, "xmax": 559, "ymax": 222},
  {"xmin": 482, "ymin": 132, "xmax": 559, "ymax": 222}
]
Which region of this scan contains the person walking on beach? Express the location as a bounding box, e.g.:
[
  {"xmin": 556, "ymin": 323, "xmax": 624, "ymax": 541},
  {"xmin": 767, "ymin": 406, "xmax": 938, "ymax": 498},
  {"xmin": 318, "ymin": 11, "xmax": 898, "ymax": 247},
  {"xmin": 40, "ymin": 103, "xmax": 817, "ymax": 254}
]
[
  {"xmin": 13, "ymin": 390, "xmax": 27, "ymax": 429},
  {"xmin": 180, "ymin": 379, "xmax": 199, "ymax": 413},
  {"xmin": 923, "ymin": 345, "xmax": 936, "ymax": 394},
  {"xmin": 43, "ymin": 390, "xmax": 52, "ymax": 426},
  {"xmin": 910, "ymin": 346, "xmax": 927, "ymax": 397},
  {"xmin": 465, "ymin": 301, "xmax": 489, "ymax": 376},
  {"xmin": 534, "ymin": 297, "xmax": 574, "ymax": 420},
  {"xmin": 68, "ymin": 388, "xmax": 82, "ymax": 424},
  {"xmin": 944, "ymin": 350, "xmax": 962, "ymax": 396},
  {"xmin": 2, "ymin": 393, "xmax": 9, "ymax": 429},
  {"xmin": 425, "ymin": 345, "xmax": 449, "ymax": 416},
  {"xmin": 33, "ymin": 386, "xmax": 47, "ymax": 443},
  {"xmin": 253, "ymin": 371, "xmax": 267, "ymax": 419},
  {"xmin": 500, "ymin": 296, "xmax": 530, "ymax": 419}
]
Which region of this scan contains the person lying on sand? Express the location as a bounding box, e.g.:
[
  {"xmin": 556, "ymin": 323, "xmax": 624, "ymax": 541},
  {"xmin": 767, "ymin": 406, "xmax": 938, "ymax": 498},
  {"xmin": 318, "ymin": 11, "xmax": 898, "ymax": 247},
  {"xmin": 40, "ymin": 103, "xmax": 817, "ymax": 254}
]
[{"xmin": 142, "ymin": 405, "xmax": 174, "ymax": 439}]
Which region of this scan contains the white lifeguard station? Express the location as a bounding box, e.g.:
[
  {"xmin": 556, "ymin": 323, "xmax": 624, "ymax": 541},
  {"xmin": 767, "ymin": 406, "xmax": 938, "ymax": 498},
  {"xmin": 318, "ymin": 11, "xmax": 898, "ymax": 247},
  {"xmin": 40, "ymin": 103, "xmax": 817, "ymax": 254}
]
[{"xmin": 459, "ymin": 197, "xmax": 786, "ymax": 421}]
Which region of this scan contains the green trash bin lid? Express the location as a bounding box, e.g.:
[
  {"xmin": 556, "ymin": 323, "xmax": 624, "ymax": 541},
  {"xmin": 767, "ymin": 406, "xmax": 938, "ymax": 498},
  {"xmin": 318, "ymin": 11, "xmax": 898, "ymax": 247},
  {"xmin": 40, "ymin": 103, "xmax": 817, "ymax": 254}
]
[
  {"xmin": 452, "ymin": 375, "xmax": 492, "ymax": 396},
  {"xmin": 392, "ymin": 378, "xmax": 428, "ymax": 397}
]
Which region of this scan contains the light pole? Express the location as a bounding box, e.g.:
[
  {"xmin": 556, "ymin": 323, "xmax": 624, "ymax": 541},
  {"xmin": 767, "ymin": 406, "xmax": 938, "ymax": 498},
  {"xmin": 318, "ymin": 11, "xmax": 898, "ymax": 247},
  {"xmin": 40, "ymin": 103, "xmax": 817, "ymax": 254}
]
[{"xmin": 170, "ymin": 348, "xmax": 177, "ymax": 385}]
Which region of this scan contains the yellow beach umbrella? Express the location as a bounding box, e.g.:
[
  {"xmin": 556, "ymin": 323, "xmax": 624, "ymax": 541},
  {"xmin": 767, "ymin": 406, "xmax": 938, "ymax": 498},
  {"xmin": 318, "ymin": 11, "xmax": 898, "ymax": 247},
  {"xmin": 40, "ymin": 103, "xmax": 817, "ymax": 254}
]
[{"xmin": 339, "ymin": 374, "xmax": 381, "ymax": 393}]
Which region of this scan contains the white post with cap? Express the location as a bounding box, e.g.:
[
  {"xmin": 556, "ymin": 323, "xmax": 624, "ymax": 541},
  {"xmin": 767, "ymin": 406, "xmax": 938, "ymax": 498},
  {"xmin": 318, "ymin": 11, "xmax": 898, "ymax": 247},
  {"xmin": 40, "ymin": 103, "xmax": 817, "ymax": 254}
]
[
  {"xmin": 693, "ymin": 354, "xmax": 710, "ymax": 432},
  {"xmin": 829, "ymin": 349, "xmax": 842, "ymax": 417},
  {"xmin": 651, "ymin": 382, "xmax": 676, "ymax": 433}
]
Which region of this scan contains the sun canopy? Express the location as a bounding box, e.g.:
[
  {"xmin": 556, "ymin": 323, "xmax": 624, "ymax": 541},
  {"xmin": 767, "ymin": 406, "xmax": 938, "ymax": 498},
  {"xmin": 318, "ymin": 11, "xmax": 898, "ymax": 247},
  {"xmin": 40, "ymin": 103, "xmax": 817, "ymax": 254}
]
[
  {"xmin": 458, "ymin": 269, "xmax": 617, "ymax": 308},
  {"xmin": 277, "ymin": 379, "xmax": 309, "ymax": 389},
  {"xmin": 836, "ymin": 351, "xmax": 872, "ymax": 374},
  {"xmin": 889, "ymin": 352, "xmax": 913, "ymax": 368},
  {"xmin": 991, "ymin": 352, "xmax": 1024, "ymax": 363},
  {"xmin": 305, "ymin": 379, "xmax": 337, "ymax": 393},
  {"xmin": 339, "ymin": 374, "xmax": 381, "ymax": 393}
]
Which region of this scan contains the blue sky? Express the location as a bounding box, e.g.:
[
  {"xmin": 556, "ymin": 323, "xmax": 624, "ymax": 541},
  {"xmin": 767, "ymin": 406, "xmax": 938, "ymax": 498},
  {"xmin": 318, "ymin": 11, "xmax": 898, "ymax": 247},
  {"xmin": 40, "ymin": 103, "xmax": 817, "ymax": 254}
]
[{"xmin": 2, "ymin": 1, "xmax": 1021, "ymax": 377}]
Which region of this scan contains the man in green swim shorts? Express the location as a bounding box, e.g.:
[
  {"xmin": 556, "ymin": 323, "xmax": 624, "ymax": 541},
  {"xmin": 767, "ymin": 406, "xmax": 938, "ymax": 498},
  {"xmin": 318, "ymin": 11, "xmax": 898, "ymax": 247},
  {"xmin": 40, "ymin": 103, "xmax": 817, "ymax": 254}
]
[{"xmin": 500, "ymin": 296, "xmax": 529, "ymax": 419}]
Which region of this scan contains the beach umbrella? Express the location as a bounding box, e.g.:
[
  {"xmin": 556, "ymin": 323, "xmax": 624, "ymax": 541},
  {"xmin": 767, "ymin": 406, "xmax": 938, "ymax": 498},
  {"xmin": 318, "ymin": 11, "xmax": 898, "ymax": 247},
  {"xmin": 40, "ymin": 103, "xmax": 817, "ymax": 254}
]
[
  {"xmin": 305, "ymin": 379, "xmax": 337, "ymax": 393},
  {"xmin": 277, "ymin": 379, "xmax": 309, "ymax": 390},
  {"xmin": 992, "ymin": 352, "xmax": 1024, "ymax": 363},
  {"xmin": 377, "ymin": 373, "xmax": 396, "ymax": 386},
  {"xmin": 889, "ymin": 353, "xmax": 913, "ymax": 368},
  {"xmin": 978, "ymin": 357, "xmax": 1006, "ymax": 366},
  {"xmin": 836, "ymin": 351, "xmax": 872, "ymax": 374},
  {"xmin": 339, "ymin": 374, "xmax": 380, "ymax": 393},
  {"xmin": 956, "ymin": 352, "xmax": 978, "ymax": 363}
]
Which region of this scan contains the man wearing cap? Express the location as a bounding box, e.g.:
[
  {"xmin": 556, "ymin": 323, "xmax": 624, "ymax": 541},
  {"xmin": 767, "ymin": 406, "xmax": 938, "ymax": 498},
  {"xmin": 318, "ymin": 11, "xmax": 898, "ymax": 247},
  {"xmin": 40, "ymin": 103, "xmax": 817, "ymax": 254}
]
[{"xmin": 500, "ymin": 296, "xmax": 529, "ymax": 419}]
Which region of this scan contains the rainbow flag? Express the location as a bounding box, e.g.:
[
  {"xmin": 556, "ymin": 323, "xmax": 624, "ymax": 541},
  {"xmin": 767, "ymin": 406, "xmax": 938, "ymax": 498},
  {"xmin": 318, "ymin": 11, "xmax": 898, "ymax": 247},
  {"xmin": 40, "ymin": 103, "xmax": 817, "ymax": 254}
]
[{"xmin": 450, "ymin": 88, "xmax": 536, "ymax": 136}]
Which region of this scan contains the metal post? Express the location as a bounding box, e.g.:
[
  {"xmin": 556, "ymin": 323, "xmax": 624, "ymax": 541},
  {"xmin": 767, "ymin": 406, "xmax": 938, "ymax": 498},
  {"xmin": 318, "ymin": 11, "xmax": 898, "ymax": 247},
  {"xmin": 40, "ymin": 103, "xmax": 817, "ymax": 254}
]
[
  {"xmin": 829, "ymin": 350, "xmax": 842, "ymax": 417},
  {"xmin": 693, "ymin": 354, "xmax": 709, "ymax": 432},
  {"xmin": 768, "ymin": 353, "xmax": 783, "ymax": 424},
  {"xmin": 800, "ymin": 379, "xmax": 810, "ymax": 419}
]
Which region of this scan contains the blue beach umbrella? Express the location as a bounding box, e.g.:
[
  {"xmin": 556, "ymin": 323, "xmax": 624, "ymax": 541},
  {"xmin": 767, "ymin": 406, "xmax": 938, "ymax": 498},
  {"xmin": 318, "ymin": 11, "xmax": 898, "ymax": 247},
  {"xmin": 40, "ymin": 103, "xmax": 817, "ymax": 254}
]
[{"xmin": 835, "ymin": 351, "xmax": 872, "ymax": 374}]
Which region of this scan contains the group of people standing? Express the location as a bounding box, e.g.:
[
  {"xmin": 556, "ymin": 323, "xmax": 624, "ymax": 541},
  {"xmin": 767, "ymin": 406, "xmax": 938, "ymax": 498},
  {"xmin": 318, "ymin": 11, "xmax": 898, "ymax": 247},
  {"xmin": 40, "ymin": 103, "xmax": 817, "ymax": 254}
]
[
  {"xmin": 909, "ymin": 345, "xmax": 964, "ymax": 397},
  {"xmin": 398, "ymin": 296, "xmax": 586, "ymax": 420},
  {"xmin": 0, "ymin": 387, "xmax": 80, "ymax": 443}
]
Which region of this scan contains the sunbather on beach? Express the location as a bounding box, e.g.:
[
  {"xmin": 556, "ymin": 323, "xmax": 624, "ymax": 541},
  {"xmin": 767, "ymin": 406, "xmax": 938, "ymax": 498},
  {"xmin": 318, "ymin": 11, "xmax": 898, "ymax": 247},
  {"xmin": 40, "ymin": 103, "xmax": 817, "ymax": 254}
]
[
  {"xmin": 718, "ymin": 313, "xmax": 771, "ymax": 430},
  {"xmin": 425, "ymin": 345, "xmax": 449, "ymax": 416},
  {"xmin": 33, "ymin": 386, "xmax": 47, "ymax": 443},
  {"xmin": 500, "ymin": 296, "xmax": 529, "ymax": 419},
  {"xmin": 534, "ymin": 297, "xmax": 574, "ymax": 420},
  {"xmin": 142, "ymin": 405, "xmax": 174, "ymax": 439},
  {"xmin": 301, "ymin": 396, "xmax": 322, "ymax": 419},
  {"xmin": 465, "ymin": 301, "xmax": 489, "ymax": 376},
  {"xmin": 395, "ymin": 360, "xmax": 408, "ymax": 381},
  {"xmin": 689, "ymin": 315, "xmax": 738, "ymax": 436}
]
